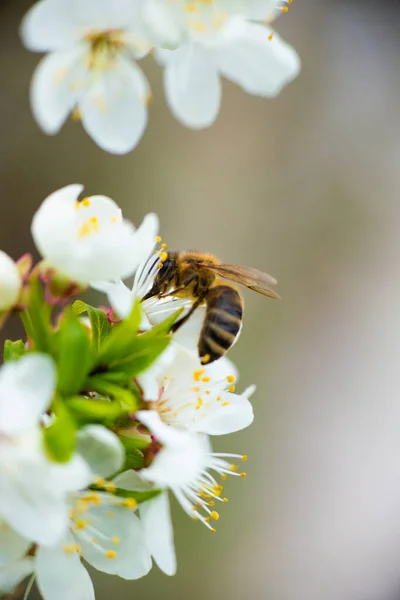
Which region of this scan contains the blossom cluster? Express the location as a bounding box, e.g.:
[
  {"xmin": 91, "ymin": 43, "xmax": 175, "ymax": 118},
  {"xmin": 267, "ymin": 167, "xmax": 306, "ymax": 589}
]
[
  {"xmin": 20, "ymin": 0, "xmax": 300, "ymax": 154},
  {"xmin": 0, "ymin": 185, "xmax": 256, "ymax": 600}
]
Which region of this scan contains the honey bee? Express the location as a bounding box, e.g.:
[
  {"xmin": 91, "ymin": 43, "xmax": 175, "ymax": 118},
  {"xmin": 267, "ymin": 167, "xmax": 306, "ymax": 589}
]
[{"xmin": 143, "ymin": 251, "xmax": 280, "ymax": 364}]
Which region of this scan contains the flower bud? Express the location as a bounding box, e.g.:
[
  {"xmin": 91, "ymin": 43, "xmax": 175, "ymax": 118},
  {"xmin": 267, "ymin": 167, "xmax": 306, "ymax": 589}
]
[{"xmin": 0, "ymin": 251, "xmax": 21, "ymax": 311}]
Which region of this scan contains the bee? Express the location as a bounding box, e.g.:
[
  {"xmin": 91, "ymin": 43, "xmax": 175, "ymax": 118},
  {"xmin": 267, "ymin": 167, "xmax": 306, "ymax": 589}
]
[{"xmin": 143, "ymin": 251, "xmax": 280, "ymax": 364}]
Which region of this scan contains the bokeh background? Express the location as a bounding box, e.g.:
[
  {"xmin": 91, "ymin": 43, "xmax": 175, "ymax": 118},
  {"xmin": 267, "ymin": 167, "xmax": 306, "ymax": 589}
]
[{"xmin": 2, "ymin": 0, "xmax": 400, "ymax": 599}]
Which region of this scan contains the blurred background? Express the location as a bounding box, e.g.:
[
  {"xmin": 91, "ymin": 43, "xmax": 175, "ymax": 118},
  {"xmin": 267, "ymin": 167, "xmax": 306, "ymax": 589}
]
[{"xmin": 2, "ymin": 0, "xmax": 400, "ymax": 599}]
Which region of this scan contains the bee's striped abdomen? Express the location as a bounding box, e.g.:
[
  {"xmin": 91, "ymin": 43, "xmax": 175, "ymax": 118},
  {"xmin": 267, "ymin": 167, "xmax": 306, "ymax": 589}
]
[{"xmin": 199, "ymin": 285, "xmax": 243, "ymax": 364}]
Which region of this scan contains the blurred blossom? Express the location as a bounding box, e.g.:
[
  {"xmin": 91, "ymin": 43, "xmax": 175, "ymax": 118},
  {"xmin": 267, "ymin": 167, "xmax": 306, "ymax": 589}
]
[
  {"xmin": 20, "ymin": 0, "xmax": 300, "ymax": 152},
  {"xmin": 0, "ymin": 251, "xmax": 21, "ymax": 311}
]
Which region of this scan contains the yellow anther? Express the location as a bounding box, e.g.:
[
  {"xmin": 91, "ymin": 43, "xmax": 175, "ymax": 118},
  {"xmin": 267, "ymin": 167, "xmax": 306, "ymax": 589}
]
[
  {"xmin": 211, "ymin": 527, "xmax": 216, "ymax": 533},
  {"xmin": 230, "ymin": 464, "xmax": 238, "ymax": 472},
  {"xmin": 240, "ymin": 472, "xmax": 247, "ymax": 478},
  {"xmin": 94, "ymin": 477, "xmax": 106, "ymax": 487},
  {"xmin": 111, "ymin": 536, "xmax": 120, "ymax": 545},
  {"xmin": 202, "ymin": 354, "xmax": 211, "ymax": 364},
  {"xmin": 106, "ymin": 550, "xmax": 117, "ymax": 559},
  {"xmin": 158, "ymin": 262, "xmax": 164, "ymax": 269},
  {"xmin": 210, "ymin": 511, "xmax": 219, "ymax": 521},
  {"xmin": 228, "ymin": 385, "xmax": 236, "ymax": 393},
  {"xmin": 226, "ymin": 375, "xmax": 236, "ymax": 383},
  {"xmin": 223, "ymin": 497, "xmax": 228, "ymax": 503},
  {"xmin": 222, "ymin": 401, "xmax": 230, "ymax": 407},
  {"xmin": 215, "ymin": 484, "xmax": 223, "ymax": 492},
  {"xmin": 81, "ymin": 197, "xmax": 91, "ymax": 207},
  {"xmin": 216, "ymin": 396, "xmax": 221, "ymax": 401},
  {"xmin": 161, "ymin": 243, "xmax": 167, "ymax": 250},
  {"xmin": 155, "ymin": 236, "xmax": 162, "ymax": 242},
  {"xmin": 205, "ymin": 390, "xmax": 210, "ymax": 395},
  {"xmin": 205, "ymin": 517, "xmax": 210, "ymax": 523},
  {"xmin": 159, "ymin": 251, "xmax": 168, "ymax": 262},
  {"xmin": 83, "ymin": 492, "xmax": 102, "ymax": 505},
  {"xmin": 103, "ymin": 482, "xmax": 117, "ymax": 493},
  {"xmin": 74, "ymin": 519, "xmax": 88, "ymax": 530},
  {"xmin": 120, "ymin": 497, "xmax": 137, "ymax": 509},
  {"xmin": 196, "ymin": 398, "xmax": 203, "ymax": 410},
  {"xmin": 221, "ymin": 474, "xmax": 228, "ymax": 481},
  {"xmin": 193, "ymin": 369, "xmax": 205, "ymax": 382},
  {"xmin": 71, "ymin": 106, "xmax": 82, "ymax": 121},
  {"xmin": 268, "ymin": 33, "xmax": 274, "ymax": 41},
  {"xmin": 191, "ymin": 386, "xmax": 200, "ymax": 392},
  {"xmin": 209, "ymin": 501, "xmax": 215, "ymax": 507},
  {"xmin": 202, "ymin": 376, "xmax": 211, "ymax": 383},
  {"xmin": 242, "ymin": 455, "xmax": 248, "ymax": 461},
  {"xmin": 281, "ymin": 5, "xmax": 289, "ymax": 11},
  {"xmin": 63, "ymin": 543, "xmax": 81, "ymax": 554}
]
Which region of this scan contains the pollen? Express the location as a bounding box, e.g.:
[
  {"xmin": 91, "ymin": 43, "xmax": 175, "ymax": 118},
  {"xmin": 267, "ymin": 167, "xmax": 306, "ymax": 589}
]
[
  {"xmin": 202, "ymin": 354, "xmax": 211, "ymax": 364},
  {"xmin": 161, "ymin": 243, "xmax": 167, "ymax": 250},
  {"xmin": 74, "ymin": 519, "xmax": 88, "ymax": 530},
  {"xmin": 210, "ymin": 511, "xmax": 219, "ymax": 521},
  {"xmin": 281, "ymin": 5, "xmax": 289, "ymax": 11},
  {"xmin": 155, "ymin": 236, "xmax": 162, "ymax": 242},
  {"xmin": 202, "ymin": 376, "xmax": 211, "ymax": 383},
  {"xmin": 196, "ymin": 398, "xmax": 203, "ymax": 410},
  {"xmin": 120, "ymin": 497, "xmax": 137, "ymax": 509},
  {"xmin": 222, "ymin": 401, "xmax": 230, "ymax": 407},
  {"xmin": 223, "ymin": 497, "xmax": 228, "ymax": 503},
  {"xmin": 193, "ymin": 369, "xmax": 205, "ymax": 382},
  {"xmin": 191, "ymin": 386, "xmax": 200, "ymax": 392},
  {"xmin": 242, "ymin": 455, "xmax": 248, "ymax": 461},
  {"xmin": 209, "ymin": 500, "xmax": 215, "ymax": 507},
  {"xmin": 221, "ymin": 474, "xmax": 228, "ymax": 480},
  {"xmin": 63, "ymin": 543, "xmax": 81, "ymax": 554},
  {"xmin": 228, "ymin": 385, "xmax": 236, "ymax": 393},
  {"xmin": 216, "ymin": 396, "xmax": 221, "ymax": 401},
  {"xmin": 81, "ymin": 197, "xmax": 91, "ymax": 207},
  {"xmin": 103, "ymin": 482, "xmax": 117, "ymax": 493},
  {"xmin": 211, "ymin": 527, "xmax": 216, "ymax": 533},
  {"xmin": 106, "ymin": 550, "xmax": 117, "ymax": 559},
  {"xmin": 240, "ymin": 472, "xmax": 247, "ymax": 478},
  {"xmin": 230, "ymin": 464, "xmax": 238, "ymax": 472},
  {"xmin": 226, "ymin": 375, "xmax": 236, "ymax": 383},
  {"xmin": 268, "ymin": 33, "xmax": 274, "ymax": 41},
  {"xmin": 111, "ymin": 536, "xmax": 120, "ymax": 545},
  {"xmin": 82, "ymin": 492, "xmax": 102, "ymax": 505}
]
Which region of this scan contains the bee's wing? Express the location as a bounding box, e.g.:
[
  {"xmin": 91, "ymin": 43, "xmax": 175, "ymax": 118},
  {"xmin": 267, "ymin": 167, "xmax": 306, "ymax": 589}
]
[{"xmin": 207, "ymin": 264, "xmax": 281, "ymax": 299}]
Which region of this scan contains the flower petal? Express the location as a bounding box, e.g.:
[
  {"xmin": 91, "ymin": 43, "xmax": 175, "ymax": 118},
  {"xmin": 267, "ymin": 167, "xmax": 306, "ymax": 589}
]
[
  {"xmin": 91, "ymin": 280, "xmax": 133, "ymax": 318},
  {"xmin": 0, "ymin": 354, "xmax": 56, "ymax": 436},
  {"xmin": 158, "ymin": 45, "xmax": 221, "ymax": 129},
  {"xmin": 136, "ymin": 410, "xmax": 190, "ymax": 447},
  {"xmin": 77, "ymin": 425, "xmax": 125, "ymax": 479},
  {"xmin": 140, "ymin": 492, "xmax": 176, "ymax": 576},
  {"xmin": 77, "ymin": 494, "xmax": 152, "ymax": 579},
  {"xmin": 0, "ymin": 521, "xmax": 31, "ymax": 566},
  {"xmin": 36, "ymin": 534, "xmax": 95, "ymax": 600},
  {"xmin": 193, "ymin": 392, "xmax": 254, "ymax": 435},
  {"xmin": 0, "ymin": 558, "xmax": 34, "ymax": 595},
  {"xmin": 113, "ymin": 470, "xmax": 155, "ymax": 492},
  {"xmin": 80, "ymin": 55, "xmax": 149, "ymax": 154},
  {"xmin": 217, "ymin": 19, "xmax": 300, "ymax": 97},
  {"xmin": 20, "ymin": 0, "xmax": 79, "ymax": 52},
  {"xmin": 0, "ymin": 251, "xmax": 21, "ymax": 311},
  {"xmin": 30, "ymin": 49, "xmax": 85, "ymax": 134}
]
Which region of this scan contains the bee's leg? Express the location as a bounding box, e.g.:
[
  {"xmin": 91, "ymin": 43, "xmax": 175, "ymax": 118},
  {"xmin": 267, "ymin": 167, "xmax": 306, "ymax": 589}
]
[
  {"xmin": 158, "ymin": 273, "xmax": 199, "ymax": 299},
  {"xmin": 170, "ymin": 295, "xmax": 205, "ymax": 333}
]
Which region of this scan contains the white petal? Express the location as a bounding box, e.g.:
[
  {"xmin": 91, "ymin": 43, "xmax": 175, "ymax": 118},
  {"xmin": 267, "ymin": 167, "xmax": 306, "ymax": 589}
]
[
  {"xmin": 20, "ymin": 0, "xmax": 79, "ymax": 52},
  {"xmin": 91, "ymin": 280, "xmax": 133, "ymax": 318},
  {"xmin": 204, "ymin": 354, "xmax": 239, "ymax": 382},
  {"xmin": 77, "ymin": 425, "xmax": 125, "ymax": 478},
  {"xmin": 80, "ymin": 56, "xmax": 149, "ymax": 154},
  {"xmin": 159, "ymin": 45, "xmax": 221, "ymax": 129},
  {"xmin": 217, "ymin": 19, "xmax": 300, "ymax": 97},
  {"xmin": 140, "ymin": 492, "xmax": 176, "ymax": 575},
  {"xmin": 195, "ymin": 393, "xmax": 254, "ymax": 435},
  {"xmin": 66, "ymin": 0, "xmax": 142, "ymax": 31},
  {"xmin": 136, "ymin": 410, "xmax": 190, "ymax": 447},
  {"xmin": 0, "ymin": 558, "xmax": 34, "ymax": 595},
  {"xmin": 0, "ymin": 354, "xmax": 56, "ymax": 436},
  {"xmin": 137, "ymin": 345, "xmax": 176, "ymax": 401},
  {"xmin": 36, "ymin": 535, "xmax": 95, "ymax": 600},
  {"xmin": 30, "ymin": 49, "xmax": 85, "ymax": 135},
  {"xmin": 77, "ymin": 494, "xmax": 152, "ymax": 579},
  {"xmin": 0, "ymin": 521, "xmax": 31, "ymax": 566},
  {"xmin": 173, "ymin": 307, "xmax": 206, "ymax": 354},
  {"xmin": 140, "ymin": 433, "xmax": 208, "ymax": 487},
  {"xmin": 0, "ymin": 251, "xmax": 21, "ymax": 311}
]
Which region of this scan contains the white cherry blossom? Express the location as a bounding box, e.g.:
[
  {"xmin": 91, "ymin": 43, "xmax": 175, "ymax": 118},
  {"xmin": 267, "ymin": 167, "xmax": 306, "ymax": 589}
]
[
  {"xmin": 0, "ymin": 251, "xmax": 21, "ymax": 312},
  {"xmin": 21, "ymin": 0, "xmax": 152, "ymax": 154},
  {"xmin": 31, "ymin": 184, "xmax": 158, "ymax": 285},
  {"xmin": 122, "ymin": 416, "xmax": 248, "ymax": 531},
  {"xmin": 0, "ymin": 354, "xmax": 91, "ymax": 546},
  {"xmin": 156, "ymin": 14, "xmax": 300, "ymax": 128},
  {"xmin": 138, "ymin": 345, "xmax": 255, "ymax": 435},
  {"xmin": 0, "ymin": 520, "xmax": 33, "ymax": 595}
]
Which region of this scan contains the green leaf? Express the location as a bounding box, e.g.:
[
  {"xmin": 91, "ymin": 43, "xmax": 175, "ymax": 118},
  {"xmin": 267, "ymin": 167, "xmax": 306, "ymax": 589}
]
[
  {"xmin": 3, "ymin": 339, "xmax": 26, "ymax": 362},
  {"xmin": 84, "ymin": 375, "xmax": 139, "ymax": 412},
  {"xmin": 95, "ymin": 300, "xmax": 142, "ymax": 366},
  {"xmin": 71, "ymin": 300, "xmax": 112, "ymax": 352},
  {"xmin": 55, "ymin": 311, "xmax": 92, "ymax": 397},
  {"xmin": 43, "ymin": 397, "xmax": 76, "ymax": 462},
  {"xmin": 28, "ymin": 277, "xmax": 53, "ymax": 352},
  {"xmin": 66, "ymin": 396, "xmax": 126, "ymax": 423}
]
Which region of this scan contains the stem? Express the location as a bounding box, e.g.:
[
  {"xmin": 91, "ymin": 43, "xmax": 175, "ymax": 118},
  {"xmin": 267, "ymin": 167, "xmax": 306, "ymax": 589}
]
[
  {"xmin": 22, "ymin": 574, "xmax": 35, "ymax": 600},
  {"xmin": 19, "ymin": 310, "xmax": 34, "ymax": 340}
]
